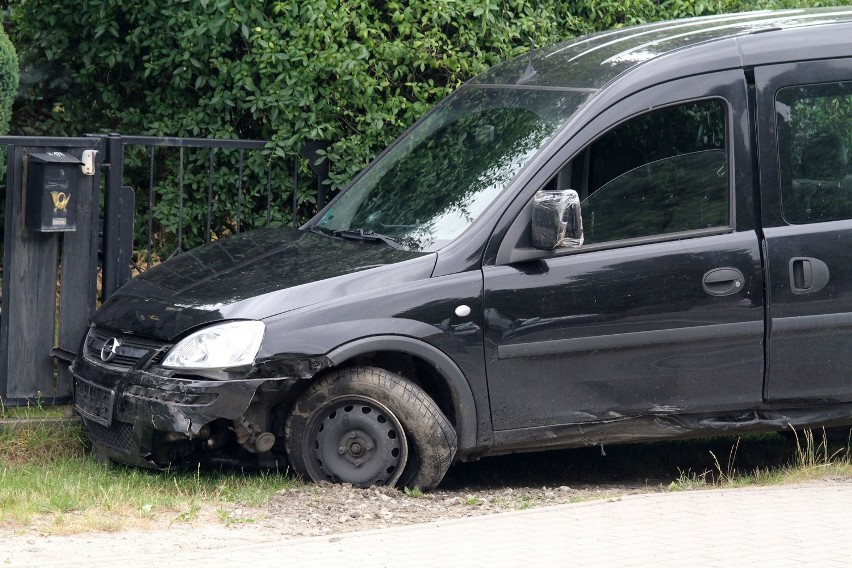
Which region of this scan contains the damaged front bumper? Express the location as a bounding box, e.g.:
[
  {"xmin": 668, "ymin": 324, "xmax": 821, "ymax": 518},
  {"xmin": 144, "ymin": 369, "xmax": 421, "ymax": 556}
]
[{"xmin": 72, "ymin": 356, "xmax": 299, "ymax": 469}]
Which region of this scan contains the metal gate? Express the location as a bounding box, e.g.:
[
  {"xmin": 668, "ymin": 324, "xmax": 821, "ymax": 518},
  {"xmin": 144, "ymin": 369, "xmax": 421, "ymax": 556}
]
[{"xmin": 0, "ymin": 134, "xmax": 327, "ymax": 406}]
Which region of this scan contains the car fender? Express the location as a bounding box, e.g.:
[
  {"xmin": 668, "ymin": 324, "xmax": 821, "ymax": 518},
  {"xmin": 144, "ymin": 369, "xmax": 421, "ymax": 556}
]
[{"xmin": 326, "ymin": 334, "xmax": 478, "ymax": 453}]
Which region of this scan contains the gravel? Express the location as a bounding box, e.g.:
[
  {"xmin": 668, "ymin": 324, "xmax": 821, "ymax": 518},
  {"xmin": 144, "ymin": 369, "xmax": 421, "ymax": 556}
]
[
  {"xmin": 253, "ymin": 480, "xmax": 644, "ymax": 537},
  {"xmin": 248, "ymin": 442, "xmax": 669, "ymax": 537}
]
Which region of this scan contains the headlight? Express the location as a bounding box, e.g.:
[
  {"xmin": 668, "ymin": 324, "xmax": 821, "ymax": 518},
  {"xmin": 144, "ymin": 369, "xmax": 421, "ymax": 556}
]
[{"xmin": 161, "ymin": 321, "xmax": 265, "ymax": 370}]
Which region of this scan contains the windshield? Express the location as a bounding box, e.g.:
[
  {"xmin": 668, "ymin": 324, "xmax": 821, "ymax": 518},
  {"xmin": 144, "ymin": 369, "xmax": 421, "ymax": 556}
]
[{"xmin": 316, "ymin": 86, "xmax": 590, "ymax": 251}]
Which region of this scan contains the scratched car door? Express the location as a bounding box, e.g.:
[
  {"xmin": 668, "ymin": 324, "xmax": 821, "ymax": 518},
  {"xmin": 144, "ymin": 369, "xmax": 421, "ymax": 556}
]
[{"xmin": 484, "ymin": 72, "xmax": 765, "ymax": 431}]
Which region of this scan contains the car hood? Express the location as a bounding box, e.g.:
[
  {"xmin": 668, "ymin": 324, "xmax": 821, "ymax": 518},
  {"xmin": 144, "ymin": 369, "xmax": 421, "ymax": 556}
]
[{"xmin": 93, "ymin": 226, "xmax": 435, "ymax": 341}]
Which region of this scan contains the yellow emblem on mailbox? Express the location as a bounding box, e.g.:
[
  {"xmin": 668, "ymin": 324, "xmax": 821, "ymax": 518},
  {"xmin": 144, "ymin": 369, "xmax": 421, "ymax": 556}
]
[{"xmin": 50, "ymin": 191, "xmax": 71, "ymax": 213}]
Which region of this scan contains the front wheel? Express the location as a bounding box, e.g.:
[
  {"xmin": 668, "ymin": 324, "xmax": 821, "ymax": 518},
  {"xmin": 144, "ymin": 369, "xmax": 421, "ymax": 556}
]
[{"xmin": 285, "ymin": 366, "xmax": 457, "ymax": 490}]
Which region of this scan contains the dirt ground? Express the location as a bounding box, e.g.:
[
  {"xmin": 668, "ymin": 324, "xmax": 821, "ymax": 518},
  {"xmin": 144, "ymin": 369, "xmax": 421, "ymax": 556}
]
[
  {"xmin": 0, "ymin": 466, "xmax": 652, "ymax": 565},
  {"xmin": 1, "ymin": 435, "xmax": 820, "ymax": 560},
  {"xmin": 3, "ymin": 446, "xmax": 668, "ymax": 543},
  {"xmin": 258, "ymin": 478, "xmax": 642, "ymax": 537}
]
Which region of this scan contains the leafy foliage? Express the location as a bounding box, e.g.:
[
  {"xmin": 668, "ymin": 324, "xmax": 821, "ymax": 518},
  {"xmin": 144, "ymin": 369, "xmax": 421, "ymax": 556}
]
[
  {"xmin": 0, "ymin": 22, "xmax": 15, "ymax": 137},
  {"xmin": 0, "ymin": 21, "xmax": 18, "ymax": 230},
  {"xmin": 3, "ymin": 0, "xmax": 847, "ymax": 253}
]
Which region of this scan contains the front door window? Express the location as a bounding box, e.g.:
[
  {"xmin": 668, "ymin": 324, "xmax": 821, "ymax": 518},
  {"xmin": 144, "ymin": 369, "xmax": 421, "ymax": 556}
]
[{"xmin": 581, "ymin": 100, "xmax": 729, "ymax": 244}]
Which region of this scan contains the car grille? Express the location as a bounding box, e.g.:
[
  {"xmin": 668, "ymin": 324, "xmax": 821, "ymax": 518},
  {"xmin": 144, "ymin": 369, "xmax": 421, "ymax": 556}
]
[
  {"xmin": 84, "ymin": 326, "xmax": 168, "ymax": 371},
  {"xmin": 83, "ymin": 418, "xmax": 134, "ymax": 454}
]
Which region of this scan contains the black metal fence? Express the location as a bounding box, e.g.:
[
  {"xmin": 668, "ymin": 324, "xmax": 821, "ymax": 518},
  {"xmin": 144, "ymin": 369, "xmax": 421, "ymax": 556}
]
[
  {"xmin": 102, "ymin": 135, "xmax": 330, "ymax": 296},
  {"xmin": 0, "ymin": 134, "xmax": 330, "ymax": 406}
]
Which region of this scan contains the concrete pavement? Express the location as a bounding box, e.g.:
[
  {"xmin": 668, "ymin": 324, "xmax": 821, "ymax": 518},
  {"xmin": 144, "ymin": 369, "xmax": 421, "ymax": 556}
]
[{"xmin": 4, "ymin": 479, "xmax": 852, "ymax": 567}]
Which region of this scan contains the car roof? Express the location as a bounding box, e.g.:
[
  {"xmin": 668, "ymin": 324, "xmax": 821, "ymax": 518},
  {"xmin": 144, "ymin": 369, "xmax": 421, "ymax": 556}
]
[{"xmin": 471, "ymin": 7, "xmax": 852, "ymax": 91}]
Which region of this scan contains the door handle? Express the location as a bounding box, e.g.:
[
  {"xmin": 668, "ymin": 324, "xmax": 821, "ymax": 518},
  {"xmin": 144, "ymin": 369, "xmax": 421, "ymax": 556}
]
[
  {"xmin": 702, "ymin": 268, "xmax": 745, "ymax": 296},
  {"xmin": 789, "ymin": 257, "xmax": 829, "ymax": 294}
]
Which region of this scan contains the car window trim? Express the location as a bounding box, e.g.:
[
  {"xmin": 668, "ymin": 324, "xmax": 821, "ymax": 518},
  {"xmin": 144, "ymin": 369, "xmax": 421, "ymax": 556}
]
[
  {"xmin": 495, "ymin": 95, "xmax": 735, "ymax": 266},
  {"xmin": 485, "ymin": 70, "xmax": 751, "ymax": 269},
  {"xmin": 503, "ymin": 225, "xmax": 733, "ymax": 265}
]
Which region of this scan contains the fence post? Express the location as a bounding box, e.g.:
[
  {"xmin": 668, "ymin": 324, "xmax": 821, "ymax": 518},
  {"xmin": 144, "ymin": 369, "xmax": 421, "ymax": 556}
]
[
  {"xmin": 300, "ymin": 140, "xmax": 330, "ymax": 209},
  {"xmin": 102, "ymin": 133, "xmax": 132, "ymax": 300},
  {"xmin": 0, "ymin": 138, "xmax": 102, "ymax": 404}
]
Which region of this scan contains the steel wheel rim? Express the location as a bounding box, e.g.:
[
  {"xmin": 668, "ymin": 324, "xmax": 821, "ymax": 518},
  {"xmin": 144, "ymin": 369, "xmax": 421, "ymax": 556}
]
[{"xmin": 306, "ymin": 395, "xmax": 408, "ymax": 487}]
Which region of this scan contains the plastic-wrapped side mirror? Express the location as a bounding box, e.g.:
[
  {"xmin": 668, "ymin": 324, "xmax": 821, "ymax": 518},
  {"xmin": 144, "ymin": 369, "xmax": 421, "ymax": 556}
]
[{"xmin": 531, "ymin": 189, "xmax": 584, "ymax": 250}]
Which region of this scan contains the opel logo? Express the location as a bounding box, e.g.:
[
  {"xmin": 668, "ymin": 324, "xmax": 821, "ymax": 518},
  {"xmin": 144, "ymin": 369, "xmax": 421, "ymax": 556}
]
[{"xmin": 100, "ymin": 338, "xmax": 122, "ymax": 363}]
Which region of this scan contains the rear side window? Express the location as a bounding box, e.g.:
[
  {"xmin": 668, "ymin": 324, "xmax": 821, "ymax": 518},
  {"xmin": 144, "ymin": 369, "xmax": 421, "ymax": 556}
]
[
  {"xmin": 547, "ymin": 99, "xmax": 729, "ymax": 245},
  {"xmin": 777, "ymin": 82, "xmax": 852, "ymax": 224}
]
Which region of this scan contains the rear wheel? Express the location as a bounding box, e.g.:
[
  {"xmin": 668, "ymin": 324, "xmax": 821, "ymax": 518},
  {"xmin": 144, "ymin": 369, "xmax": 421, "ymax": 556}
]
[{"xmin": 285, "ymin": 366, "xmax": 457, "ymax": 490}]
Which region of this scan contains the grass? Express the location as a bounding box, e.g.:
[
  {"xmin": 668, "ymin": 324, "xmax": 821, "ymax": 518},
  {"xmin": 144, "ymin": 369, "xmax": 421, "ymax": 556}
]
[
  {"xmin": 668, "ymin": 427, "xmax": 852, "ymax": 491},
  {"xmin": 0, "ymin": 418, "xmax": 301, "ymax": 533},
  {"xmin": 2, "ymin": 415, "xmax": 851, "ymax": 534},
  {"xmin": 442, "ymin": 426, "xmax": 852, "ymax": 495},
  {"xmin": 0, "ymin": 398, "xmax": 69, "ymax": 420},
  {"xmin": 464, "ymin": 495, "xmax": 482, "ymax": 506}
]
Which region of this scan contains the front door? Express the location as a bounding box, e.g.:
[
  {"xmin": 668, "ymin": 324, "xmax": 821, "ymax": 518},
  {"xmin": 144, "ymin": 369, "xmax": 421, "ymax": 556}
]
[
  {"xmin": 483, "ymin": 72, "xmax": 765, "ymax": 431},
  {"xmin": 756, "ymin": 59, "xmax": 852, "ymax": 402}
]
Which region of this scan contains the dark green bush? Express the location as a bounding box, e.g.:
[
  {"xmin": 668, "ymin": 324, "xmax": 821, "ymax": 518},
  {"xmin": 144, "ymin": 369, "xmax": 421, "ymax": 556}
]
[
  {"xmin": 0, "ymin": 21, "xmax": 18, "ymax": 227},
  {"xmin": 0, "ymin": 23, "xmax": 16, "ymax": 136},
  {"xmin": 4, "ymin": 0, "xmax": 846, "ymax": 253}
]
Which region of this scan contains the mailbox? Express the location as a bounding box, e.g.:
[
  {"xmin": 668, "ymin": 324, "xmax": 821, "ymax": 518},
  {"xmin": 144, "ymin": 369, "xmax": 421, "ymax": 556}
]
[{"xmin": 25, "ymin": 151, "xmax": 84, "ymax": 232}]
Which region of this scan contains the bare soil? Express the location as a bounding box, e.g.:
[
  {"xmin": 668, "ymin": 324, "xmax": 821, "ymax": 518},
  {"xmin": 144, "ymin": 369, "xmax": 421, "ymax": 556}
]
[
  {"xmin": 1, "ymin": 433, "xmax": 829, "ymax": 542},
  {"xmin": 257, "ymin": 479, "xmax": 644, "ymax": 537},
  {"xmin": 213, "ymin": 444, "xmax": 675, "ymax": 537},
  {"xmin": 0, "ymin": 457, "xmax": 655, "ymax": 565},
  {"xmin": 5, "ymin": 433, "xmax": 852, "ymax": 566},
  {"xmin": 151, "ymin": 430, "xmax": 852, "ymax": 536}
]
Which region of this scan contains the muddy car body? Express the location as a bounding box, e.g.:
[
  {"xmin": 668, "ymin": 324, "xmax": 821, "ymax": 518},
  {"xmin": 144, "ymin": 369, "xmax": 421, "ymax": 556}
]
[{"xmin": 74, "ymin": 8, "xmax": 852, "ymax": 489}]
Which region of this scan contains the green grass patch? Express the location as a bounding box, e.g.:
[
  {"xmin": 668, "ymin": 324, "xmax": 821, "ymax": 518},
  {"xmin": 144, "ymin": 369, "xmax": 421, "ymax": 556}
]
[
  {"xmin": 0, "ymin": 417, "xmax": 85, "ymax": 464},
  {"xmin": 0, "ymin": 419, "xmax": 300, "ymax": 532},
  {"xmin": 0, "ymin": 401, "xmax": 70, "ymax": 419},
  {"xmin": 444, "ymin": 428, "xmax": 852, "ymax": 492},
  {"xmin": 3, "ymin": 414, "xmax": 852, "ymax": 534},
  {"xmin": 668, "ymin": 428, "xmax": 852, "ymax": 490}
]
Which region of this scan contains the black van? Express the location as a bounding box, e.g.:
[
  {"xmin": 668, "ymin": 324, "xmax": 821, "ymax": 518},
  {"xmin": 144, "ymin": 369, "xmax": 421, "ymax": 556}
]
[{"xmin": 73, "ymin": 8, "xmax": 852, "ymax": 489}]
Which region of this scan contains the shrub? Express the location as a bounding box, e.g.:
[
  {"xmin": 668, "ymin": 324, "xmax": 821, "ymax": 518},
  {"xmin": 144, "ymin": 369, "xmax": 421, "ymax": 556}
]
[
  {"xmin": 5, "ymin": 0, "xmax": 846, "ymax": 245},
  {"xmin": 0, "ymin": 21, "xmax": 18, "ymax": 223},
  {"xmin": 0, "ymin": 23, "xmax": 16, "ymax": 136}
]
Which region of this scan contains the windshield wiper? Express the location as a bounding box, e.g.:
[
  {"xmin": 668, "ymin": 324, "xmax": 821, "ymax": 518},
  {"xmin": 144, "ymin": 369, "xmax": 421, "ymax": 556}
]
[
  {"xmin": 332, "ymin": 228, "xmax": 403, "ymax": 250},
  {"xmin": 309, "ymin": 226, "xmax": 333, "ymax": 237}
]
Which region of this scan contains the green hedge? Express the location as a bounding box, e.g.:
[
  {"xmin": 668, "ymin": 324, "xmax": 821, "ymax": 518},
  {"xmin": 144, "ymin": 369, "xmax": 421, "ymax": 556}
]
[
  {"xmin": 0, "ymin": 23, "xmax": 16, "ymax": 137},
  {"xmin": 0, "ymin": 22, "xmax": 18, "ymax": 206},
  {"xmin": 9, "ymin": 1, "xmax": 839, "ymax": 182},
  {"xmin": 4, "ymin": 0, "xmax": 846, "ymax": 252}
]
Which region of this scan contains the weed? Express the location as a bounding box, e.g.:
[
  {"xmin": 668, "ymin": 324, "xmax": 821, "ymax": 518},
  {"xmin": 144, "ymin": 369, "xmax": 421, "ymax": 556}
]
[
  {"xmin": 665, "ymin": 429, "xmax": 852, "ymax": 490},
  {"xmin": 171, "ymin": 501, "xmax": 201, "ymax": 524},
  {"xmin": 709, "ymin": 437, "xmax": 741, "ymax": 484},
  {"xmin": 0, "ymin": 401, "xmax": 68, "ymax": 420},
  {"xmin": 217, "ymin": 509, "xmax": 255, "ymax": 527},
  {"xmin": 0, "ymin": 418, "xmax": 85, "ymax": 465},
  {"xmin": 668, "ymin": 468, "xmax": 712, "ymax": 491},
  {"xmin": 403, "ymin": 486, "xmax": 424, "ymax": 498},
  {"xmin": 789, "ymin": 427, "xmax": 848, "ymax": 468},
  {"xmin": 464, "ymin": 495, "xmax": 482, "ymax": 506}
]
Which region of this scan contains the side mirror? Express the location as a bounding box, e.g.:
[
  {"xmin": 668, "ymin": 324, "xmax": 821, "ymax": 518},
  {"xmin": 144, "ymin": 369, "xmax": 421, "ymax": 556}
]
[{"xmin": 531, "ymin": 189, "xmax": 584, "ymax": 249}]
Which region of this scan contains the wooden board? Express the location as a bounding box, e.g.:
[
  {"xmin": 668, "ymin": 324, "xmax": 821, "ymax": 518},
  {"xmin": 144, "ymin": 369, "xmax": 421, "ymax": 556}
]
[{"xmin": 1, "ymin": 143, "xmax": 102, "ymax": 404}]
